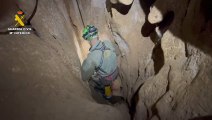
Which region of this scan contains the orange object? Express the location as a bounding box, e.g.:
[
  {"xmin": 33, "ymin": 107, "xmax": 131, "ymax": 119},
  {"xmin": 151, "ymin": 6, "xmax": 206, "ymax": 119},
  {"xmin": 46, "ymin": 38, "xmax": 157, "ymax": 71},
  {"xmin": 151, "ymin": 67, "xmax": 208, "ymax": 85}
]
[{"xmin": 17, "ymin": 11, "xmax": 24, "ymax": 15}]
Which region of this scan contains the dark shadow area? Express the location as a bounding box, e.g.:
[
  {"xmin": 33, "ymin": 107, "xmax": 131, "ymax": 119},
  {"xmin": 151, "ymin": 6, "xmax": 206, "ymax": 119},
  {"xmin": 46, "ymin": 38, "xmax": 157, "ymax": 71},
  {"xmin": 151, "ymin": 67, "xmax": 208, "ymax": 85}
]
[
  {"xmin": 106, "ymin": 0, "xmax": 134, "ymax": 17},
  {"xmin": 183, "ymin": 0, "xmax": 212, "ymax": 56},
  {"xmin": 158, "ymin": 11, "xmax": 174, "ymax": 33},
  {"xmin": 201, "ymin": 0, "xmax": 212, "ymax": 23},
  {"xmin": 128, "ymin": 85, "xmax": 142, "ymax": 120},
  {"xmin": 149, "ymin": 11, "xmax": 174, "ymax": 74},
  {"xmin": 88, "ymin": 79, "xmax": 109, "ymax": 104},
  {"xmin": 140, "ymin": 0, "xmax": 174, "ymax": 38},
  {"xmin": 141, "ymin": 21, "xmax": 156, "ymax": 37},
  {"xmin": 152, "ymin": 0, "xmax": 212, "ymax": 57},
  {"xmin": 139, "ymin": 0, "xmax": 174, "ymax": 74},
  {"xmin": 139, "ymin": 0, "xmax": 212, "ymax": 58},
  {"xmin": 152, "ymin": 43, "xmax": 164, "ymax": 74},
  {"xmin": 88, "ymin": 78, "xmax": 124, "ymax": 105},
  {"xmin": 0, "ymin": 0, "xmax": 18, "ymax": 30},
  {"xmin": 140, "ymin": 0, "xmax": 156, "ymax": 37},
  {"xmin": 189, "ymin": 116, "xmax": 212, "ymax": 120},
  {"xmin": 200, "ymin": 0, "xmax": 212, "ymax": 33},
  {"xmin": 149, "ymin": 11, "xmax": 174, "ymax": 43},
  {"xmin": 139, "ymin": 0, "xmax": 156, "ymax": 15}
]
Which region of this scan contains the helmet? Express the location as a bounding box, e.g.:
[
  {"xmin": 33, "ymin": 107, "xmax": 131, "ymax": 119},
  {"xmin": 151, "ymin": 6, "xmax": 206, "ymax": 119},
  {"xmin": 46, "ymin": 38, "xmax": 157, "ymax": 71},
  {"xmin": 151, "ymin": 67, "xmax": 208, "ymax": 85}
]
[{"xmin": 82, "ymin": 25, "xmax": 98, "ymax": 41}]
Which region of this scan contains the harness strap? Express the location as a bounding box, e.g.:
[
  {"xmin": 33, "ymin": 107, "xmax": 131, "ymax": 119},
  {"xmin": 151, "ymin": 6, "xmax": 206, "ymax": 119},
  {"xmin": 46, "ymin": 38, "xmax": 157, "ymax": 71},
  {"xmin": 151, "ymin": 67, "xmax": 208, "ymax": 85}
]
[{"xmin": 93, "ymin": 42, "xmax": 111, "ymax": 74}]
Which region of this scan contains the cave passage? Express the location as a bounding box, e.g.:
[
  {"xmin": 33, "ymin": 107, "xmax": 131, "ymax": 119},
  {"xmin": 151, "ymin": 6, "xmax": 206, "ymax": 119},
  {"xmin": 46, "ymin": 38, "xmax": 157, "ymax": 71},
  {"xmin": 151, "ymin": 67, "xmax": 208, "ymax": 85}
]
[{"xmin": 0, "ymin": 0, "xmax": 212, "ymax": 120}]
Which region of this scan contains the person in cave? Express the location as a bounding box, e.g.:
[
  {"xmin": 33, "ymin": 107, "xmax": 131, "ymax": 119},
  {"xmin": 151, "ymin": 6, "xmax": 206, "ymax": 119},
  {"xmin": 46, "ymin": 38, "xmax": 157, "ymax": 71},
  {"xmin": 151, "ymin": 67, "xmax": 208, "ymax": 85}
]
[{"xmin": 81, "ymin": 25, "xmax": 120, "ymax": 101}]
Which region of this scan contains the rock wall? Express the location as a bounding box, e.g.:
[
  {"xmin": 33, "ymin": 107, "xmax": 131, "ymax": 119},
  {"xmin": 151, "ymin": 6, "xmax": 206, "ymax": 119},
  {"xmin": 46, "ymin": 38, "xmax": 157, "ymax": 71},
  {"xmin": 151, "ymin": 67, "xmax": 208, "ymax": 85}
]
[
  {"xmin": 72, "ymin": 0, "xmax": 212, "ymax": 119},
  {"xmin": 72, "ymin": 0, "xmax": 155, "ymax": 101},
  {"xmin": 0, "ymin": 0, "xmax": 129, "ymax": 120},
  {"xmin": 0, "ymin": 0, "xmax": 211, "ymax": 119},
  {"xmin": 136, "ymin": 0, "xmax": 212, "ymax": 119}
]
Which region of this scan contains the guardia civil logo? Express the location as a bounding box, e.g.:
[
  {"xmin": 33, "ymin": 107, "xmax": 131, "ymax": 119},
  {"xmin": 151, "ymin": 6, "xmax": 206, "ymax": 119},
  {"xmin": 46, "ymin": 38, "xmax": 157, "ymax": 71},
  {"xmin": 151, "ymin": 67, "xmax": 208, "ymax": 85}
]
[{"xmin": 15, "ymin": 9, "xmax": 25, "ymax": 27}]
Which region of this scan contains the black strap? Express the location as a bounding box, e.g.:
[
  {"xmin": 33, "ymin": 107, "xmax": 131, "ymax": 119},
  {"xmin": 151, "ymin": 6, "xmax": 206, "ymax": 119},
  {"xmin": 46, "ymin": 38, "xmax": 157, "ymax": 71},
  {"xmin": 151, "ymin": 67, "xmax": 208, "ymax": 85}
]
[{"xmin": 92, "ymin": 42, "xmax": 111, "ymax": 74}]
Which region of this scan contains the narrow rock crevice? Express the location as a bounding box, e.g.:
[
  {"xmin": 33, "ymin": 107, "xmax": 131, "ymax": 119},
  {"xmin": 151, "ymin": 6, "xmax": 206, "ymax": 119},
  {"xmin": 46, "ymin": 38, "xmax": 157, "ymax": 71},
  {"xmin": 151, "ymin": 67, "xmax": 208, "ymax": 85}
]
[
  {"xmin": 128, "ymin": 84, "xmax": 143, "ymax": 120},
  {"xmin": 150, "ymin": 66, "xmax": 171, "ymax": 119},
  {"xmin": 152, "ymin": 43, "xmax": 164, "ymax": 75},
  {"xmin": 0, "ymin": 0, "xmax": 212, "ymax": 119},
  {"xmin": 75, "ymin": 0, "xmax": 85, "ymax": 27}
]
